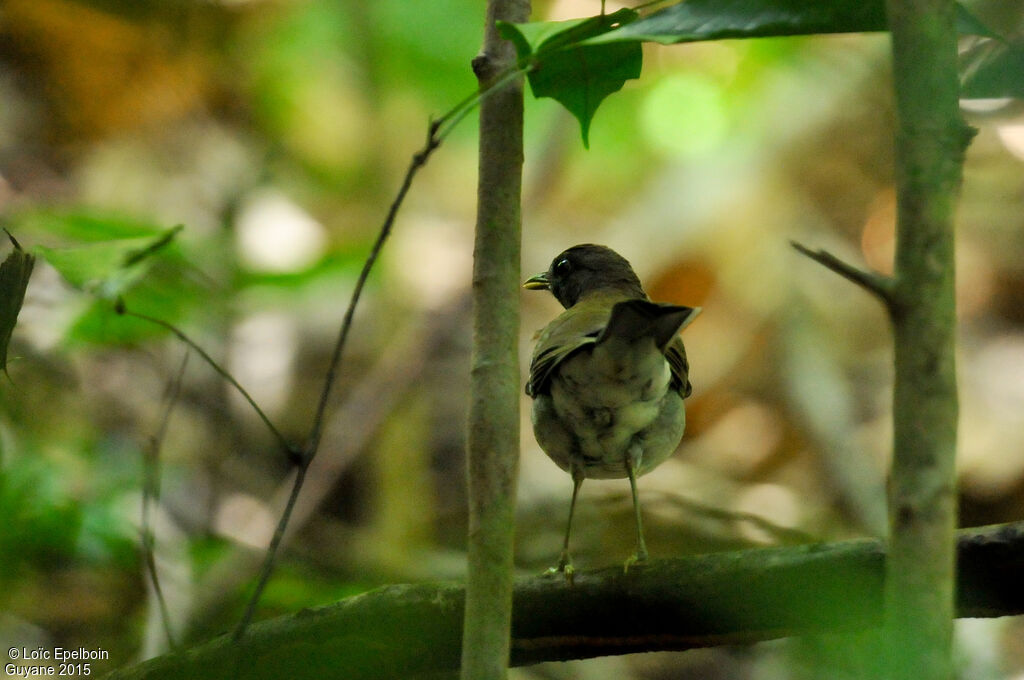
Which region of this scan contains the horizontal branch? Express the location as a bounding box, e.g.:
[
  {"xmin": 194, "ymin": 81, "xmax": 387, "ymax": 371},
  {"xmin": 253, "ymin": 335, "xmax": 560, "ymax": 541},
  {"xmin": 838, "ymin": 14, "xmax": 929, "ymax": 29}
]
[
  {"xmin": 103, "ymin": 522, "xmax": 1024, "ymax": 680},
  {"xmin": 791, "ymin": 240, "xmax": 895, "ymax": 304}
]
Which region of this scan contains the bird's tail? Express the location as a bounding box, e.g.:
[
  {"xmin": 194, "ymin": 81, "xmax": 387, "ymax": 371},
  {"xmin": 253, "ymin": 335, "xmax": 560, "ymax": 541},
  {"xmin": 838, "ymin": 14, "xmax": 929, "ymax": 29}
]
[{"xmin": 597, "ymin": 300, "xmax": 700, "ymax": 352}]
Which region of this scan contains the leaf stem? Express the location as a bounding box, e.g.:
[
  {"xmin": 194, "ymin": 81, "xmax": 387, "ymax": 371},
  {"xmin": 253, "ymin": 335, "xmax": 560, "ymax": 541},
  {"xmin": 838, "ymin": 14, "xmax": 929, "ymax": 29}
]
[{"xmin": 435, "ymin": 65, "xmax": 528, "ymax": 142}]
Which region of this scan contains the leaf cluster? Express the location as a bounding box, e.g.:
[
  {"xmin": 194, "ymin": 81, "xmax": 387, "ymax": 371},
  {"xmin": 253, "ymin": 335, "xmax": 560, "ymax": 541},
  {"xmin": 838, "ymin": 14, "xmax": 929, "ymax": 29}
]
[{"xmin": 498, "ymin": 0, "xmax": 1020, "ymax": 145}]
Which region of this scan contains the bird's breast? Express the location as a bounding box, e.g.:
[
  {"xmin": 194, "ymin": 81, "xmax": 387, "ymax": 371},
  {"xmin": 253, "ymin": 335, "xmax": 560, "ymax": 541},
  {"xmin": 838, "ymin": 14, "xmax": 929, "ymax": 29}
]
[{"xmin": 535, "ymin": 342, "xmax": 682, "ymax": 479}]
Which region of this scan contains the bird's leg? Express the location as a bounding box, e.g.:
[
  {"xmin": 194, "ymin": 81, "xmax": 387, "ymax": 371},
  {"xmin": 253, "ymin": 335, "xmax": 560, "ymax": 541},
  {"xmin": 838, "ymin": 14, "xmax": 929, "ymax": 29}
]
[
  {"xmin": 624, "ymin": 445, "xmax": 648, "ymax": 572},
  {"xmin": 548, "ymin": 469, "xmax": 584, "ymax": 583}
]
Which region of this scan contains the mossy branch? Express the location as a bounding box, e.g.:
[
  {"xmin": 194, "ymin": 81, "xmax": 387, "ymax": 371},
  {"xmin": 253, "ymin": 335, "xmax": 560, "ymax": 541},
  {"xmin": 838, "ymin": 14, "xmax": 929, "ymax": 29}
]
[{"xmin": 101, "ymin": 522, "xmax": 1024, "ymax": 680}]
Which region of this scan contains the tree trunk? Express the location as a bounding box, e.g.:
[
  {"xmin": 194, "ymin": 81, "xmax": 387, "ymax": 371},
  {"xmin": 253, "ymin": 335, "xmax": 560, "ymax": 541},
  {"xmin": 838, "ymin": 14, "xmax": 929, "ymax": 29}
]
[
  {"xmin": 462, "ymin": 0, "xmax": 530, "ymax": 678},
  {"xmin": 883, "ymin": 0, "xmax": 973, "ymax": 678}
]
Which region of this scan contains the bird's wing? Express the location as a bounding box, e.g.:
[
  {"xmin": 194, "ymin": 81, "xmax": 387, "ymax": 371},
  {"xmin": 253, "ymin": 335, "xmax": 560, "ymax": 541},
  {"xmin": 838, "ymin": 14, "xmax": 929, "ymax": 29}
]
[
  {"xmin": 665, "ymin": 335, "xmax": 692, "ymax": 398},
  {"xmin": 526, "ymin": 304, "xmax": 611, "ymax": 397},
  {"xmin": 597, "ymin": 299, "xmax": 695, "ymax": 399},
  {"xmin": 527, "ymin": 299, "xmax": 695, "ymax": 398}
]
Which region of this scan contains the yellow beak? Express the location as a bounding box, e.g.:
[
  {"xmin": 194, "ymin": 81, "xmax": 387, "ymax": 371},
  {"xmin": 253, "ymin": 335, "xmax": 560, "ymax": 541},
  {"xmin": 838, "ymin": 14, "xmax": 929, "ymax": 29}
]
[{"xmin": 522, "ymin": 272, "xmax": 550, "ymax": 290}]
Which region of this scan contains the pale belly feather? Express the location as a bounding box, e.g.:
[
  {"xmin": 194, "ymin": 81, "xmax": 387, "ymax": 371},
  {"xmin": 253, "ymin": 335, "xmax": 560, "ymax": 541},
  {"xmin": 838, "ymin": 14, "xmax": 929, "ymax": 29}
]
[{"xmin": 535, "ymin": 341, "xmax": 684, "ymax": 479}]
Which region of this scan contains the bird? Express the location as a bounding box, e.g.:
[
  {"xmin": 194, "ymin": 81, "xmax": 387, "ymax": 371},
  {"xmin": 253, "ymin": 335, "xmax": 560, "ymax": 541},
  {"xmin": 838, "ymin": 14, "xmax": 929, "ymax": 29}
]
[{"xmin": 523, "ymin": 244, "xmax": 700, "ymax": 577}]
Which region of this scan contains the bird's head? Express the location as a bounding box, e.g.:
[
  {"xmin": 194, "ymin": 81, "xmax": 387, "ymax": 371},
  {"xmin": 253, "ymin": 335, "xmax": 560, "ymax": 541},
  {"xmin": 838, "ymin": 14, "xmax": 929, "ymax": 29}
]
[{"xmin": 523, "ymin": 244, "xmax": 646, "ymax": 308}]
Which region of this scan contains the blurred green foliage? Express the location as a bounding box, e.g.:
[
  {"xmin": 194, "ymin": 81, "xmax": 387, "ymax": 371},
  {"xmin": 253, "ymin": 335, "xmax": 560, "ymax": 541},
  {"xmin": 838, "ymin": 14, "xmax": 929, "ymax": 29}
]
[
  {"xmin": 0, "ymin": 456, "xmax": 83, "ymax": 578},
  {"xmin": 0, "ymin": 0, "xmax": 1023, "ymax": 677}
]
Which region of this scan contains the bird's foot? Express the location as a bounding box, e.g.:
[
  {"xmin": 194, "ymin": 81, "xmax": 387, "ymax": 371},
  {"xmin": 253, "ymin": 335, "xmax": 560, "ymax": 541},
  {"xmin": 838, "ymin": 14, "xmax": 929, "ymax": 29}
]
[
  {"xmin": 623, "ymin": 548, "xmax": 649, "ymax": 574},
  {"xmin": 546, "ymin": 551, "xmax": 575, "ymax": 585}
]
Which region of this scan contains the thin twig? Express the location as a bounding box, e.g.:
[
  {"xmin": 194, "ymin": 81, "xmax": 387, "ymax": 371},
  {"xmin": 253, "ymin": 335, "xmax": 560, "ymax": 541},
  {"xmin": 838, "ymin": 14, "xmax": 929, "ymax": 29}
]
[
  {"xmin": 141, "ymin": 350, "xmax": 190, "ymax": 651},
  {"xmin": 638, "ymin": 491, "xmax": 819, "ymax": 545},
  {"xmin": 790, "ymin": 240, "xmax": 894, "ymax": 304},
  {"xmin": 229, "ymin": 62, "xmax": 530, "ymax": 643},
  {"xmin": 304, "ymin": 125, "xmax": 442, "ymax": 459},
  {"xmin": 231, "ymin": 463, "xmax": 308, "ymax": 642},
  {"xmin": 232, "ymin": 118, "xmax": 447, "ymax": 643},
  {"xmin": 141, "ymin": 539, "xmax": 177, "ymax": 651},
  {"xmin": 120, "ymin": 307, "xmax": 295, "ymax": 456},
  {"xmin": 436, "ymin": 66, "xmax": 525, "ymax": 141},
  {"xmin": 187, "ymin": 300, "xmax": 460, "ymax": 628}
]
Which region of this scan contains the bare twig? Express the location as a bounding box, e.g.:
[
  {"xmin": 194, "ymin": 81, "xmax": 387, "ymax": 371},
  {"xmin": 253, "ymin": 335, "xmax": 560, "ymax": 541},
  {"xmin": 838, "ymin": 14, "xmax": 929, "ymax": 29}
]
[
  {"xmin": 304, "ymin": 123, "xmax": 441, "ymax": 460},
  {"xmin": 141, "ymin": 540, "xmax": 177, "ymax": 651},
  {"xmin": 120, "ymin": 307, "xmax": 294, "ymax": 456},
  {"xmin": 436, "ymin": 66, "xmax": 526, "ymax": 141},
  {"xmin": 188, "ymin": 299, "xmax": 462, "ymax": 629},
  {"xmin": 141, "ymin": 350, "xmax": 190, "ymax": 651},
  {"xmin": 106, "ymin": 48, "xmax": 526, "ymax": 644},
  {"xmin": 231, "ymin": 464, "xmax": 308, "ymax": 642},
  {"xmin": 639, "ymin": 491, "xmax": 819, "ymax": 545},
  {"xmin": 790, "ymin": 240, "xmax": 894, "ymax": 303},
  {"xmin": 232, "ymin": 118, "xmax": 447, "ymax": 643}
]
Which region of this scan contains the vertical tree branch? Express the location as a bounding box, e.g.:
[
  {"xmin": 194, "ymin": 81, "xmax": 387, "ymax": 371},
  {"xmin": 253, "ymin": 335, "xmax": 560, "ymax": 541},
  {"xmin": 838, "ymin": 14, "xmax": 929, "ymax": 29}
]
[
  {"xmin": 462, "ymin": 0, "xmax": 530, "ymax": 678},
  {"xmin": 883, "ymin": 1, "xmax": 974, "ymax": 678}
]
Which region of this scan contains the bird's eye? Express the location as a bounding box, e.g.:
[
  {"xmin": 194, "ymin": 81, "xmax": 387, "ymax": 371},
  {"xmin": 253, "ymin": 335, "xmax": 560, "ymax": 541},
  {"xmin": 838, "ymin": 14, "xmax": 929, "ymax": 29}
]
[{"xmin": 554, "ymin": 258, "xmax": 572, "ymax": 276}]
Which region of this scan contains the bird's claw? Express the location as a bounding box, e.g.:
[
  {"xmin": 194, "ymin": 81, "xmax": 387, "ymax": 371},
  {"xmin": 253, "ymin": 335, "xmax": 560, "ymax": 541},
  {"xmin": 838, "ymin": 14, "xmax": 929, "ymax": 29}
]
[
  {"xmin": 546, "ymin": 554, "xmax": 575, "ymax": 585},
  {"xmin": 623, "ymin": 550, "xmax": 648, "ymax": 574}
]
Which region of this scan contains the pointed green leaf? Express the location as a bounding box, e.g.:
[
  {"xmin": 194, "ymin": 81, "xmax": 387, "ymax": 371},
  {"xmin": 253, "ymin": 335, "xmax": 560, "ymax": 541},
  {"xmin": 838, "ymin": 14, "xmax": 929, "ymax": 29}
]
[
  {"xmin": 586, "ymin": 0, "xmax": 992, "ymax": 46},
  {"xmin": 34, "ymin": 226, "xmax": 183, "ymax": 300},
  {"xmin": 954, "ymin": 4, "xmax": 1001, "ymax": 40},
  {"xmin": 961, "ymin": 40, "xmax": 1024, "ymax": 98},
  {"xmin": 11, "ymin": 210, "xmax": 181, "ymax": 241},
  {"xmin": 586, "ymin": 0, "xmax": 886, "ymax": 45},
  {"xmin": 497, "ymin": 1, "xmax": 990, "ymax": 146},
  {"xmin": 0, "ymin": 230, "xmax": 36, "ymax": 375},
  {"xmin": 499, "ymin": 9, "xmax": 642, "ymax": 146},
  {"xmin": 528, "ymin": 40, "xmax": 642, "ymax": 147},
  {"xmin": 500, "ymin": 8, "xmax": 638, "ymax": 55}
]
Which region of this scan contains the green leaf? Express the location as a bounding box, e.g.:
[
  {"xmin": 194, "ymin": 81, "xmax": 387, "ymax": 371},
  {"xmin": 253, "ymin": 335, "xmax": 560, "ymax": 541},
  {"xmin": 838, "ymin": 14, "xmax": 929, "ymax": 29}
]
[
  {"xmin": 586, "ymin": 0, "xmax": 887, "ymax": 45},
  {"xmin": 499, "ymin": 1, "xmax": 991, "ymax": 145},
  {"xmin": 499, "ymin": 9, "xmax": 643, "ymax": 147},
  {"xmin": 34, "ymin": 225, "xmax": 183, "ymax": 300},
  {"xmin": 961, "ymin": 40, "xmax": 1024, "ymax": 98},
  {"xmin": 0, "ymin": 230, "xmax": 36, "ymax": 376},
  {"xmin": 954, "ymin": 3, "xmax": 1001, "ymax": 40},
  {"xmin": 12, "ymin": 210, "xmax": 177, "ymax": 242},
  {"xmin": 501, "ymin": 8, "xmax": 637, "ymax": 55},
  {"xmin": 586, "ymin": 0, "xmax": 992, "ymax": 46},
  {"xmin": 0, "ymin": 456, "xmax": 83, "ymax": 577},
  {"xmin": 65, "ymin": 274, "xmax": 192, "ymax": 346}
]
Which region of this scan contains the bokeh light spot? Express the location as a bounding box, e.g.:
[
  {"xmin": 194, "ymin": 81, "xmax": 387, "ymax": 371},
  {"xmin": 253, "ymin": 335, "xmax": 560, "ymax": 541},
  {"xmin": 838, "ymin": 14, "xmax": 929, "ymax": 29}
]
[
  {"xmin": 235, "ymin": 190, "xmax": 327, "ymax": 273},
  {"xmin": 640, "ymin": 73, "xmax": 728, "ymax": 158}
]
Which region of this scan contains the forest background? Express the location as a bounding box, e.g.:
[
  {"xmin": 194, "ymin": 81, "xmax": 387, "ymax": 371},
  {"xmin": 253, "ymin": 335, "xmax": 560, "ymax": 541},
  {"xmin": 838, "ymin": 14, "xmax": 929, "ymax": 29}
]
[{"xmin": 2, "ymin": 0, "xmax": 1024, "ymax": 677}]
